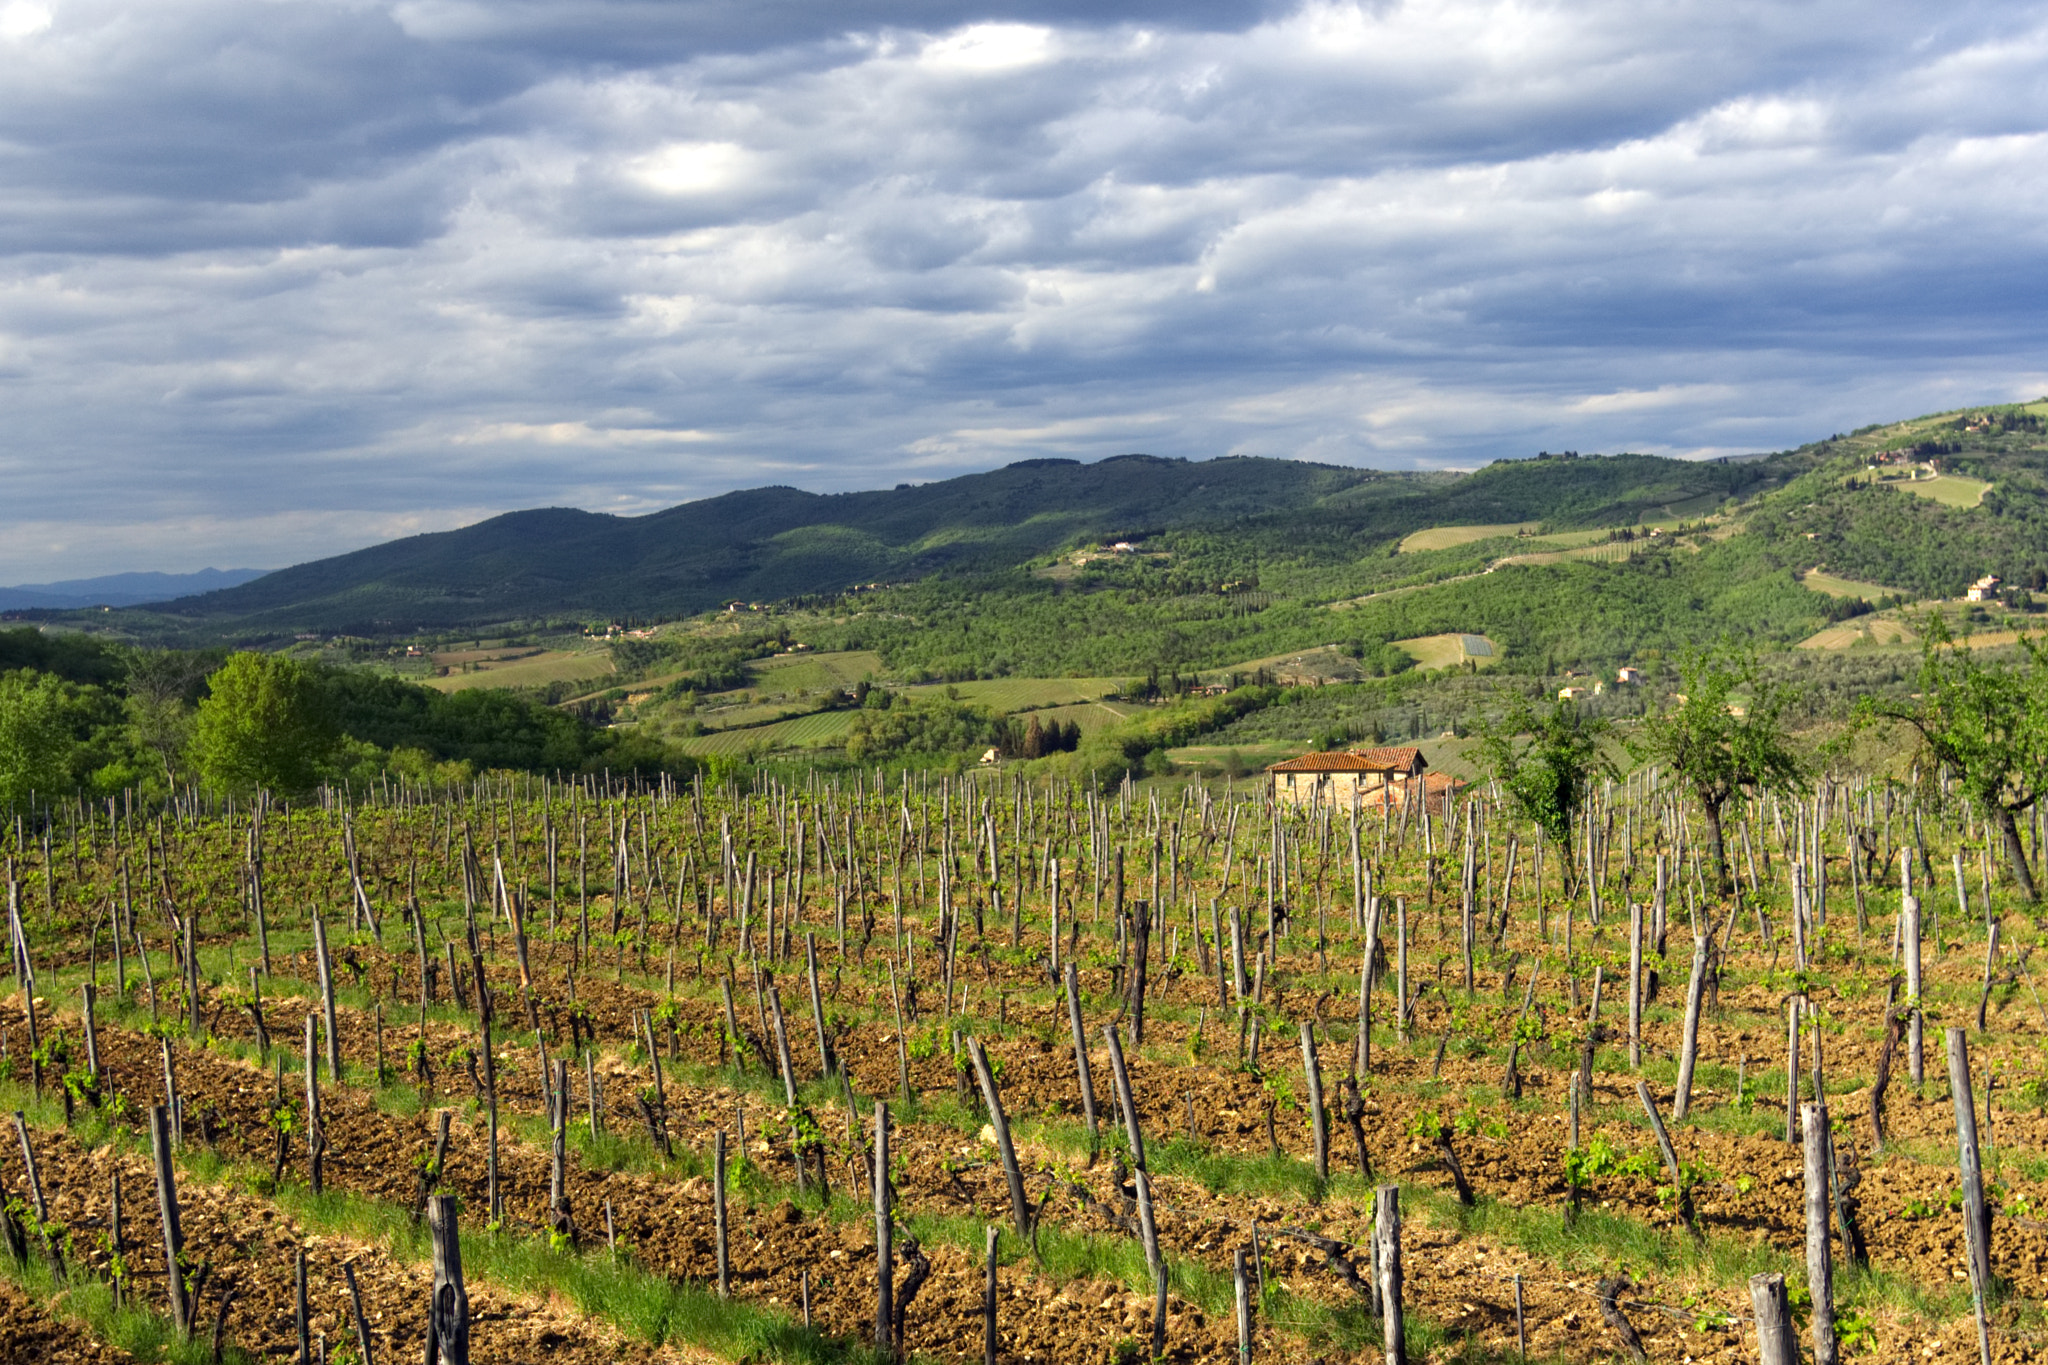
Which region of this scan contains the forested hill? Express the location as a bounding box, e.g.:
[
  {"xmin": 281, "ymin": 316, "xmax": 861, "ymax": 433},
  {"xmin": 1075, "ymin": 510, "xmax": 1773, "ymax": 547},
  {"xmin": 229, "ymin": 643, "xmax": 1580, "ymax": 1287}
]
[{"xmin": 118, "ymin": 449, "xmax": 1772, "ymax": 638}]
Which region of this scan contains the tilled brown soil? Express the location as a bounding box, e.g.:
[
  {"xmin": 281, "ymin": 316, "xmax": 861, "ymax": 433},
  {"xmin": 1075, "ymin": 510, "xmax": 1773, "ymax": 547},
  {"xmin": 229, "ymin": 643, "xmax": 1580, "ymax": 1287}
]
[
  {"xmin": 36, "ymin": 903, "xmax": 2048, "ymax": 1365},
  {"xmin": 0, "ymin": 1275, "xmax": 137, "ymax": 1364},
  {"xmin": 45, "ymin": 978, "xmax": 2048, "ymax": 1365},
  {"xmin": 3, "ymin": 1118, "xmax": 709, "ymax": 1365}
]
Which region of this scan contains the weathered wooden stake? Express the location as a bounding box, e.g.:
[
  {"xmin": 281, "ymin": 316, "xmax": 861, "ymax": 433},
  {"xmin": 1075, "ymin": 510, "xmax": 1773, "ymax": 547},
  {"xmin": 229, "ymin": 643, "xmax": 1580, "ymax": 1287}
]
[
  {"xmin": 1300, "ymin": 1021, "xmax": 1328, "ymax": 1184},
  {"xmin": 1947, "ymin": 1027, "xmax": 1995, "ymax": 1365},
  {"xmin": 713, "ymin": 1128, "xmax": 730, "ymax": 1298},
  {"xmin": 1749, "ymin": 1271, "xmax": 1796, "ymax": 1365},
  {"xmin": 1063, "ymin": 963, "xmax": 1098, "ymax": 1157},
  {"xmin": 1672, "ymin": 932, "xmax": 1708, "ymax": 1119},
  {"xmin": 304, "ymin": 1015, "xmax": 324, "ymax": 1194},
  {"xmin": 426, "ymin": 1194, "xmax": 470, "ymax": 1365},
  {"xmin": 1512, "ymin": 1270, "xmax": 1525, "ymax": 1358},
  {"xmin": 874, "ymin": 1102, "xmax": 892, "ymax": 1355},
  {"xmin": 1785, "ymin": 998, "xmax": 1801, "ymax": 1143},
  {"xmin": 1136, "ymin": 1168, "xmax": 1166, "ymax": 1356},
  {"xmin": 983, "ymin": 1223, "xmax": 1000, "ymax": 1365},
  {"xmin": 294, "ymin": 1245, "xmax": 309, "ymax": 1365},
  {"xmin": 149, "ymin": 1104, "xmax": 190, "ymax": 1340},
  {"xmin": 1233, "ymin": 1246, "xmax": 1253, "ymax": 1365},
  {"xmin": 1802, "ymin": 1103, "xmax": 1838, "ymax": 1365},
  {"xmin": 1374, "ymin": 1185, "xmax": 1403, "ymax": 1365},
  {"xmin": 968, "ymin": 1037, "xmax": 1032, "ymax": 1239},
  {"xmin": 312, "ymin": 912, "xmax": 341, "ymax": 1081},
  {"xmin": 1904, "ymin": 857, "xmax": 1924, "ymax": 1084},
  {"xmin": 344, "ymin": 1261, "xmax": 376, "ymax": 1365},
  {"xmin": 1103, "ymin": 1025, "xmax": 1145, "ymax": 1172}
]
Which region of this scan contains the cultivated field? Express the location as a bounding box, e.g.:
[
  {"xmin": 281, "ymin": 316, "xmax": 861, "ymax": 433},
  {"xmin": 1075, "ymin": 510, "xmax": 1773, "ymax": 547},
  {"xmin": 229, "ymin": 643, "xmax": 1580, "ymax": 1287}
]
[
  {"xmin": 1394, "ymin": 633, "xmax": 1500, "ymax": 670},
  {"xmin": 1899, "ymin": 474, "xmax": 1992, "ymax": 508},
  {"xmin": 1492, "ymin": 540, "xmax": 1644, "ymax": 569},
  {"xmin": 1799, "ymin": 618, "xmax": 1916, "ymax": 650},
  {"xmin": 677, "ymin": 708, "xmax": 860, "ymax": 754},
  {"xmin": 425, "ymin": 649, "xmax": 615, "ymax": 693},
  {"xmin": 748, "ymin": 651, "xmax": 886, "ymax": 693},
  {"xmin": 1024, "ymin": 699, "xmax": 1142, "ymax": 735},
  {"xmin": 1398, "ymin": 524, "xmax": 1538, "ymax": 553},
  {"xmin": 1799, "ymin": 571, "xmax": 1905, "ymax": 602},
  {"xmin": 1, "ymin": 765, "xmax": 2042, "ymax": 1365},
  {"xmin": 900, "ymin": 678, "xmax": 1126, "ymax": 711}
]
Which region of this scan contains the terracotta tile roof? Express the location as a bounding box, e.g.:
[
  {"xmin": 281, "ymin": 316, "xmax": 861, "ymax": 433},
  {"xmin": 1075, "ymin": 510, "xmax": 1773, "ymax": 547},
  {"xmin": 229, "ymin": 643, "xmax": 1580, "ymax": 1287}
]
[{"xmin": 1267, "ymin": 747, "xmax": 1427, "ymax": 774}]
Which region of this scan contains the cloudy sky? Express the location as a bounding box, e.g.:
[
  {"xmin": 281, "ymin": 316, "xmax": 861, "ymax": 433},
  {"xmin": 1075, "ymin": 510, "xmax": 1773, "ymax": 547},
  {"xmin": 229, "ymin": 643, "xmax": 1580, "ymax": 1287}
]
[{"xmin": 3, "ymin": 0, "xmax": 2047, "ymax": 580}]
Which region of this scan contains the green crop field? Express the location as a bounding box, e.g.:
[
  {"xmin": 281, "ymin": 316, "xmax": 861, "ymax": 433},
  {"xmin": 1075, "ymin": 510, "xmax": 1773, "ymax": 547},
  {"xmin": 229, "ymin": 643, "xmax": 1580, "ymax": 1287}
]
[
  {"xmin": 695, "ymin": 701, "xmax": 814, "ymax": 731},
  {"xmin": 746, "ymin": 650, "xmax": 884, "ymax": 693},
  {"xmin": 1395, "ymin": 633, "xmax": 1500, "ymax": 670},
  {"xmin": 1397, "ymin": 522, "xmax": 1537, "ymax": 553},
  {"xmin": 677, "ymin": 709, "xmax": 859, "ymax": 755},
  {"xmin": 1799, "ymin": 570, "xmax": 1904, "ymax": 601},
  {"xmin": 1799, "ymin": 618, "xmax": 1915, "ymax": 650},
  {"xmin": 1901, "ymin": 474, "xmax": 1992, "ymax": 507},
  {"xmin": 424, "ymin": 650, "xmax": 614, "ymax": 693},
  {"xmin": 900, "ymin": 677, "xmax": 1124, "ymax": 711},
  {"xmin": 1028, "ymin": 699, "xmax": 1142, "ymax": 735},
  {"xmin": 1493, "ymin": 539, "xmax": 1642, "ymax": 568}
]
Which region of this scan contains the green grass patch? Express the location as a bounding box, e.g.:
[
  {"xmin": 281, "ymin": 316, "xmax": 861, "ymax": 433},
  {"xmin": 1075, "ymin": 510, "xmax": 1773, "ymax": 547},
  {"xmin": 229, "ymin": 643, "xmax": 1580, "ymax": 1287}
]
[{"xmin": 0, "ymin": 1253, "xmax": 248, "ymax": 1364}]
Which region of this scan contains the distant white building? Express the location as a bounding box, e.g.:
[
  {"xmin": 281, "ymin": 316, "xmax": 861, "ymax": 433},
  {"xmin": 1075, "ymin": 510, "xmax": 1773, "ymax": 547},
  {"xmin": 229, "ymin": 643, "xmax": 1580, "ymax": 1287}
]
[
  {"xmin": 1616, "ymin": 666, "xmax": 1645, "ymax": 685},
  {"xmin": 1558, "ymin": 686, "xmax": 1588, "ymax": 701},
  {"xmin": 1967, "ymin": 575, "xmax": 2001, "ymax": 603}
]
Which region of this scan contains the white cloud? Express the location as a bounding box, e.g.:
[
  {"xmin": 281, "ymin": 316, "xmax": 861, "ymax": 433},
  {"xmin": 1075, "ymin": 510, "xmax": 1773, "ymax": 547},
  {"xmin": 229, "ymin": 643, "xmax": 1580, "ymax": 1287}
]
[
  {"xmin": 453, "ymin": 420, "xmax": 722, "ymax": 446},
  {"xmin": 629, "ymin": 142, "xmax": 754, "ymax": 196},
  {"xmin": 0, "ymin": 2, "xmax": 49, "ymax": 41},
  {"xmin": 2, "ymin": 1, "xmax": 2048, "ymax": 579},
  {"xmin": 919, "ymin": 23, "xmax": 1054, "ymax": 72}
]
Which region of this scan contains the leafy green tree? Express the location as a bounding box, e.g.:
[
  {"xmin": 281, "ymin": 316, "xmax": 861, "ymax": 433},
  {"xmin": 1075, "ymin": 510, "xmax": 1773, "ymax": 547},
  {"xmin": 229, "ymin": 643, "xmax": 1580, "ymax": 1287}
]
[
  {"xmin": 1635, "ymin": 649, "xmax": 1803, "ymax": 895},
  {"xmin": 0, "ymin": 670, "xmax": 81, "ymax": 810},
  {"xmin": 192, "ymin": 653, "xmax": 338, "ymax": 795},
  {"xmin": 1476, "ymin": 696, "xmax": 1614, "ymax": 886},
  {"xmin": 1866, "ymin": 619, "xmax": 2048, "ymax": 902},
  {"xmin": 122, "ymin": 648, "xmax": 209, "ymax": 789}
]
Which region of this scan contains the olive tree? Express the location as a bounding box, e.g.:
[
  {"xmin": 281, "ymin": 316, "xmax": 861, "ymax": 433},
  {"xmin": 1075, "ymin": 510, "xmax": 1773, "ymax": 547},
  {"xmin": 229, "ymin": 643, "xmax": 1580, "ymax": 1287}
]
[
  {"xmin": 1635, "ymin": 649, "xmax": 1803, "ymax": 895},
  {"xmin": 1476, "ymin": 695, "xmax": 1614, "ymax": 887},
  {"xmin": 1868, "ymin": 620, "xmax": 2048, "ymax": 902}
]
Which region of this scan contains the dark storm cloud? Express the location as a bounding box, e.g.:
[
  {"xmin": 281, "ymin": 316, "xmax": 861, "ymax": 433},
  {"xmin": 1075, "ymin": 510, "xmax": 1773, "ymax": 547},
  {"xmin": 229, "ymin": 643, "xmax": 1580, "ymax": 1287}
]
[{"xmin": 2, "ymin": 0, "xmax": 2047, "ymax": 578}]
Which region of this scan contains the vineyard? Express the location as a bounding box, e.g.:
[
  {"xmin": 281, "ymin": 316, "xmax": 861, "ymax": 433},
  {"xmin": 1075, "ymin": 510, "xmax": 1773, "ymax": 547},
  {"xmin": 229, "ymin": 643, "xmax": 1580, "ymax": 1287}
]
[{"xmin": 0, "ymin": 759, "xmax": 2042, "ymax": 1365}]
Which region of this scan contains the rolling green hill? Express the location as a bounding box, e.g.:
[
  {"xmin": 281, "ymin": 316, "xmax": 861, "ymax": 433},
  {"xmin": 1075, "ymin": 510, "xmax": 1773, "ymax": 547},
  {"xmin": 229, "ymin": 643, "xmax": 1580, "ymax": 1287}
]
[{"xmin": 107, "ymin": 449, "xmax": 1778, "ymax": 640}]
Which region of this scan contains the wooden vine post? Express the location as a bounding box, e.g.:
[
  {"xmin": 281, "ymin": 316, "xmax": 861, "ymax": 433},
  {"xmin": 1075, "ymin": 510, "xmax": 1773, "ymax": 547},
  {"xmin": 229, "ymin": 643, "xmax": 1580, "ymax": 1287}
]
[
  {"xmin": 426, "ymin": 1194, "xmax": 470, "ymax": 1365},
  {"xmin": 312, "ymin": 911, "xmax": 341, "ymax": 1081},
  {"xmin": 1947, "ymin": 1028, "xmax": 1996, "ymax": 1365},
  {"xmin": 149, "ymin": 1103, "xmax": 190, "ymax": 1340},
  {"xmin": 982, "ymin": 1223, "xmax": 1001, "ymax": 1365},
  {"xmin": 713, "ymin": 1128, "xmax": 730, "ymax": 1297},
  {"xmin": 1749, "ymin": 1271, "xmax": 1796, "ymax": 1365},
  {"xmin": 304, "ymin": 1015, "xmax": 325, "ymax": 1194},
  {"xmin": 1802, "ymin": 1102, "xmax": 1838, "ymax": 1365},
  {"xmin": 873, "ymin": 1102, "xmax": 892, "ymax": 1355},
  {"xmin": 1233, "ymin": 1246, "xmax": 1253, "ymax": 1365},
  {"xmin": 1063, "ymin": 963, "xmax": 1099, "ymax": 1157},
  {"xmin": 1300, "ymin": 1021, "xmax": 1328, "ymax": 1184},
  {"xmin": 1671, "ymin": 932, "xmax": 1708, "ymax": 1119},
  {"xmin": 1374, "ymin": 1185, "xmax": 1404, "ymax": 1365},
  {"xmin": 967, "ymin": 1037, "xmax": 1031, "ymax": 1239}
]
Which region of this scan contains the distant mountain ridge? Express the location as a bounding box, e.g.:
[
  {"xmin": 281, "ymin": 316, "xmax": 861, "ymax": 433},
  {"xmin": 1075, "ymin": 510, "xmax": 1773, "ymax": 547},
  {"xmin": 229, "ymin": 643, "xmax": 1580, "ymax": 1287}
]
[
  {"xmin": 0, "ymin": 567, "xmax": 267, "ymax": 611},
  {"xmin": 126, "ymin": 450, "xmax": 1775, "ymax": 638}
]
